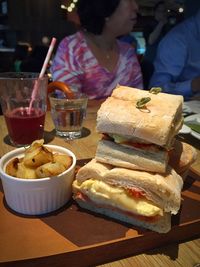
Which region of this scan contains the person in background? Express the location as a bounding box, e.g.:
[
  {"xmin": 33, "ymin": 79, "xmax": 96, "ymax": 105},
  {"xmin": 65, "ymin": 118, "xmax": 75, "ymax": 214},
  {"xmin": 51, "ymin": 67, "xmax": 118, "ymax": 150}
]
[
  {"xmin": 144, "ymin": 1, "xmax": 168, "ymax": 60},
  {"xmin": 141, "ymin": 1, "xmax": 168, "ymax": 89},
  {"xmin": 50, "ymin": 0, "xmax": 143, "ymax": 99},
  {"xmin": 21, "ymin": 45, "xmax": 48, "ymax": 73},
  {"xmin": 119, "ymin": 33, "xmax": 138, "ymax": 51},
  {"xmin": 149, "ymin": 8, "xmax": 200, "ymax": 100},
  {"xmin": 12, "ymin": 44, "xmax": 29, "ymax": 72}
]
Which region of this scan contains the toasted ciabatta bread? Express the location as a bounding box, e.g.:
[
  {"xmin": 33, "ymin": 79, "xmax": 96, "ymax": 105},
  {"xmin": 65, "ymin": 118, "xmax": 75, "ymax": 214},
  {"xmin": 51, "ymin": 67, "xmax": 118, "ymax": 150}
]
[
  {"xmin": 74, "ymin": 159, "xmax": 183, "ymax": 214},
  {"xmin": 95, "ymin": 139, "xmax": 168, "ymax": 173},
  {"xmin": 96, "ymin": 86, "xmax": 183, "ymax": 148},
  {"xmin": 75, "ymin": 197, "xmax": 171, "ymax": 233},
  {"xmin": 73, "ymin": 159, "xmax": 183, "ymax": 233},
  {"xmin": 169, "ymin": 139, "xmax": 197, "ymax": 177}
]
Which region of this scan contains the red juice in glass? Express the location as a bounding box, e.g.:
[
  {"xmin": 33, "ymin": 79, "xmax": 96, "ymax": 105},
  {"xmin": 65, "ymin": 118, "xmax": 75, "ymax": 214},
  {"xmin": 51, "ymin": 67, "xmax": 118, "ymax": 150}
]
[{"xmin": 4, "ymin": 107, "xmax": 46, "ymax": 146}]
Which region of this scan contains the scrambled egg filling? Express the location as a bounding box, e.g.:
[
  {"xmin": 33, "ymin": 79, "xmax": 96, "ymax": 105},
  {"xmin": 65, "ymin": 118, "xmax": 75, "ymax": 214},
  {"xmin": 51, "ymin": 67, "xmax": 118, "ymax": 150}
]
[{"xmin": 73, "ymin": 179, "xmax": 163, "ymax": 217}]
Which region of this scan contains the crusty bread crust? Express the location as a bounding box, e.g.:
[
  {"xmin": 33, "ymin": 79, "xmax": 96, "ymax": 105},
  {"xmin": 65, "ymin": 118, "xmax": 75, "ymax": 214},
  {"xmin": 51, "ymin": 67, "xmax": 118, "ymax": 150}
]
[
  {"xmin": 112, "ymin": 86, "xmax": 183, "ymax": 104},
  {"xmin": 96, "ymin": 139, "xmax": 168, "ymax": 173},
  {"xmin": 74, "ymin": 197, "xmax": 171, "ymax": 233},
  {"xmin": 76, "ymin": 159, "xmax": 183, "ymax": 215},
  {"xmin": 96, "ymin": 86, "xmax": 183, "ymax": 147},
  {"xmin": 76, "ymin": 159, "xmax": 112, "ymax": 183},
  {"xmin": 169, "ymin": 140, "xmax": 197, "ymax": 174}
]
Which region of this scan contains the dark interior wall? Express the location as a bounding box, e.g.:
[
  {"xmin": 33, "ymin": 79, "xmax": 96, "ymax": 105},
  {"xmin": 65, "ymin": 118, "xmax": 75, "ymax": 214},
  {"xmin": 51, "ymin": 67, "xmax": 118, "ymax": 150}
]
[
  {"xmin": 0, "ymin": 0, "xmax": 78, "ymax": 72},
  {"xmin": 7, "ymin": 0, "xmax": 77, "ymax": 46},
  {"xmin": 184, "ymin": 0, "xmax": 200, "ymax": 17}
]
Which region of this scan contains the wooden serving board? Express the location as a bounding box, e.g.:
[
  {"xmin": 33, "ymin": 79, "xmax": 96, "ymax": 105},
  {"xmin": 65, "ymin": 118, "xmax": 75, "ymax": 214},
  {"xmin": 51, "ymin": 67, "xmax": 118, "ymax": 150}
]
[{"xmin": 0, "ymin": 159, "xmax": 200, "ymax": 267}]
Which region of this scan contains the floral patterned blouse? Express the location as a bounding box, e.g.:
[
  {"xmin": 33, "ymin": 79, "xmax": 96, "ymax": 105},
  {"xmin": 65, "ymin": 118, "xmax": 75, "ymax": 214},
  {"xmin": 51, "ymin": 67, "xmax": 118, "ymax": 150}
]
[{"xmin": 50, "ymin": 31, "xmax": 143, "ymax": 99}]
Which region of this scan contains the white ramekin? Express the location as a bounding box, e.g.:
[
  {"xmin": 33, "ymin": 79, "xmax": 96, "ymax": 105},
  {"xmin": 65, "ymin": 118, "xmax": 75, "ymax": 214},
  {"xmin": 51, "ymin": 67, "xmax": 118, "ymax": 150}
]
[{"xmin": 0, "ymin": 145, "xmax": 76, "ymax": 215}]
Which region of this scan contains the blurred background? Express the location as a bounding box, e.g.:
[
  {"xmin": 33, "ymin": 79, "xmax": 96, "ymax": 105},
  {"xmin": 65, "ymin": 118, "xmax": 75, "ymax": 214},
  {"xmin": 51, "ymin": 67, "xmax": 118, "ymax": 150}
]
[{"xmin": 0, "ymin": 0, "xmax": 196, "ymax": 72}]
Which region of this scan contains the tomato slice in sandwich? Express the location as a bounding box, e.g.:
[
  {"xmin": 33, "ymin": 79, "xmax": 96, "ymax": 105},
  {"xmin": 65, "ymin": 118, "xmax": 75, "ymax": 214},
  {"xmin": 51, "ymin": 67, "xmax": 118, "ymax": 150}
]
[{"xmin": 127, "ymin": 188, "xmax": 145, "ymax": 198}]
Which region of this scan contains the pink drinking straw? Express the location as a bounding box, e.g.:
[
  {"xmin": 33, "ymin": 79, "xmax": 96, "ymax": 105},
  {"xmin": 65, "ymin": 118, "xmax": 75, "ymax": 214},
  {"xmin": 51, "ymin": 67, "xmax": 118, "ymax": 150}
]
[{"xmin": 28, "ymin": 37, "xmax": 57, "ymax": 112}]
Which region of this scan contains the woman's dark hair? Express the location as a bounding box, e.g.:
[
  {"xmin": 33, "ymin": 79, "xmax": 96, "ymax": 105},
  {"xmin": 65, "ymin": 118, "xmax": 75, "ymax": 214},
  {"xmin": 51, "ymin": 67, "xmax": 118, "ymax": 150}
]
[
  {"xmin": 154, "ymin": 1, "xmax": 165, "ymax": 11},
  {"xmin": 77, "ymin": 0, "xmax": 120, "ymax": 35}
]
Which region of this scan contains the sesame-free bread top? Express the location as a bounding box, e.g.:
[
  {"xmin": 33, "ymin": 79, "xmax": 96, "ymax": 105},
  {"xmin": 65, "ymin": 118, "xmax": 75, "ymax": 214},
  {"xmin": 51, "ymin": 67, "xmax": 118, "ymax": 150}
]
[{"xmin": 96, "ymin": 86, "xmax": 183, "ymax": 147}]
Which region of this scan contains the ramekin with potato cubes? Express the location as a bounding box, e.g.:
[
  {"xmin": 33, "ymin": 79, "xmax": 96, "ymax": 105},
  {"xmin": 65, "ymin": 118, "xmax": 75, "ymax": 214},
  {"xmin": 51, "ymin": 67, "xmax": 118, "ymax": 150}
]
[{"xmin": 0, "ymin": 140, "xmax": 76, "ymax": 215}]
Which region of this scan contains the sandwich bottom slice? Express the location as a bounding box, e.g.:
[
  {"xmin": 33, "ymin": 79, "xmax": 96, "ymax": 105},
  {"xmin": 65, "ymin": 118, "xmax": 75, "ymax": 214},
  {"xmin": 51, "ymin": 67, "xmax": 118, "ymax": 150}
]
[
  {"xmin": 74, "ymin": 195, "xmax": 171, "ymax": 234},
  {"xmin": 72, "ymin": 159, "xmax": 183, "ymax": 234}
]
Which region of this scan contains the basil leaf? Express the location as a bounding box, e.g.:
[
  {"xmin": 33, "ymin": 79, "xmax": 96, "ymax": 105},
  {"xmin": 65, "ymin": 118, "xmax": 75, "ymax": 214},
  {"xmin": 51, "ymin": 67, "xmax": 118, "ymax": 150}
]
[
  {"xmin": 149, "ymin": 87, "xmax": 162, "ymax": 94},
  {"xmin": 136, "ymin": 97, "xmax": 151, "ymax": 109}
]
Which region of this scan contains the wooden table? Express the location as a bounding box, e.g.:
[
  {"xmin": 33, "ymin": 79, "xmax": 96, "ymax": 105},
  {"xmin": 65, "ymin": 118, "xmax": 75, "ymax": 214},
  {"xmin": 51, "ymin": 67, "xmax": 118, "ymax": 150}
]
[{"xmin": 0, "ymin": 100, "xmax": 199, "ymax": 267}]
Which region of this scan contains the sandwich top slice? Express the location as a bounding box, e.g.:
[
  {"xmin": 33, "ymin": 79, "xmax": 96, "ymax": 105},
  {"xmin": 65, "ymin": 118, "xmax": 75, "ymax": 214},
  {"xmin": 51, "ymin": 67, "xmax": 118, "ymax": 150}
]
[
  {"xmin": 73, "ymin": 159, "xmax": 183, "ymax": 233},
  {"xmin": 97, "ymin": 86, "xmax": 183, "ymax": 148}
]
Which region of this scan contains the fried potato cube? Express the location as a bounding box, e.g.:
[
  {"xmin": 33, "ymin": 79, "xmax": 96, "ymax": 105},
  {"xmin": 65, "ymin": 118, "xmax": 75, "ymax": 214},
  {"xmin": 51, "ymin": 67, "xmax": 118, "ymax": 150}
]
[
  {"xmin": 36, "ymin": 162, "xmax": 66, "ymax": 178},
  {"xmin": 23, "ymin": 146, "xmax": 53, "ymax": 168},
  {"xmin": 53, "ymin": 154, "xmax": 72, "ymax": 169},
  {"xmin": 16, "ymin": 162, "xmax": 37, "ymax": 179},
  {"xmin": 5, "ymin": 139, "xmax": 72, "ymax": 180},
  {"xmin": 26, "ymin": 139, "xmax": 44, "ymax": 153},
  {"xmin": 5, "ymin": 157, "xmax": 20, "ymax": 177}
]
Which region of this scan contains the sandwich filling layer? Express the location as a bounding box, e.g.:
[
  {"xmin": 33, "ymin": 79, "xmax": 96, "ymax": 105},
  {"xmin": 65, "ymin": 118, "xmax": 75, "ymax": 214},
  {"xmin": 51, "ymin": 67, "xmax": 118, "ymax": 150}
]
[
  {"xmin": 103, "ymin": 133, "xmax": 164, "ymax": 152},
  {"xmin": 73, "ymin": 179, "xmax": 163, "ymax": 218}
]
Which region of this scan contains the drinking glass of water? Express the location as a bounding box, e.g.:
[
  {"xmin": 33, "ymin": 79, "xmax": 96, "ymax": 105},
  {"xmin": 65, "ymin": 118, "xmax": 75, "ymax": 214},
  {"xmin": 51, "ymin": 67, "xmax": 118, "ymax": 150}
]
[{"xmin": 49, "ymin": 92, "xmax": 88, "ymax": 139}]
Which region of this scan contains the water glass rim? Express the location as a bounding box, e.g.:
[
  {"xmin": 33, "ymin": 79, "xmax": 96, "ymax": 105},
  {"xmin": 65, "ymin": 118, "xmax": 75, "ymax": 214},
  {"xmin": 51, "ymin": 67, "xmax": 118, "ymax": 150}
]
[{"xmin": 48, "ymin": 91, "xmax": 88, "ymax": 100}]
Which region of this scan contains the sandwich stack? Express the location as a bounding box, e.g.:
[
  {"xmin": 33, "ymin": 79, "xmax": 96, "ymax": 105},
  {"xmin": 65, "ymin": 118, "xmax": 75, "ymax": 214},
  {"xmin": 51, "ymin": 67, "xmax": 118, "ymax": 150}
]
[{"xmin": 72, "ymin": 86, "xmax": 197, "ymax": 233}]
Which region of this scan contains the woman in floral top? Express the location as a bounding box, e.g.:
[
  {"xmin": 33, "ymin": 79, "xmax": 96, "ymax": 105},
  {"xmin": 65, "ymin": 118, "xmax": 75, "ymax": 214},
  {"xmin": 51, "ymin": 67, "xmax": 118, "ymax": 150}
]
[{"xmin": 51, "ymin": 0, "xmax": 143, "ymax": 99}]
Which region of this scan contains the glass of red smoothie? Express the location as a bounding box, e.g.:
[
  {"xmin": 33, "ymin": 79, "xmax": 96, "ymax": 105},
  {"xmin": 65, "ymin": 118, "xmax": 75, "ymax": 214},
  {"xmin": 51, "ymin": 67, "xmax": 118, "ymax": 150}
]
[{"xmin": 0, "ymin": 72, "xmax": 48, "ymax": 147}]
